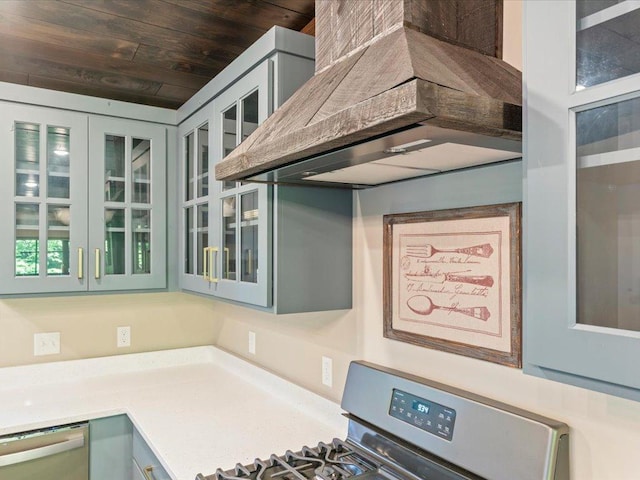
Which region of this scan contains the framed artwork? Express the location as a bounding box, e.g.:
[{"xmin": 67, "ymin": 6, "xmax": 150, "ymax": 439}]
[{"xmin": 383, "ymin": 202, "xmax": 522, "ymax": 367}]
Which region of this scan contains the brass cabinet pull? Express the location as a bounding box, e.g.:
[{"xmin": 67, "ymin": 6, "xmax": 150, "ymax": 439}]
[
  {"xmin": 78, "ymin": 247, "xmax": 84, "ymax": 279},
  {"xmin": 248, "ymin": 249, "xmax": 253, "ymax": 275},
  {"xmin": 209, "ymin": 247, "xmax": 219, "ymax": 283},
  {"xmin": 94, "ymin": 248, "xmax": 100, "ymax": 279},
  {"xmin": 224, "ymin": 247, "xmax": 230, "ymax": 278},
  {"xmin": 202, "ymin": 246, "xmax": 210, "ymax": 281},
  {"xmin": 142, "ymin": 465, "xmax": 155, "ymax": 480}
]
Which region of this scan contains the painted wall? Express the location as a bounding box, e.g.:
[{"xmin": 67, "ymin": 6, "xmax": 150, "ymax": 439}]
[{"xmin": 0, "ymin": 293, "xmax": 219, "ymax": 367}]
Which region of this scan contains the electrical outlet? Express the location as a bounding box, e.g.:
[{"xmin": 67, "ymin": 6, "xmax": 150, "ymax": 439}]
[
  {"xmin": 117, "ymin": 326, "xmax": 131, "ymax": 348},
  {"xmin": 322, "ymin": 356, "xmax": 333, "ymax": 387},
  {"xmin": 34, "ymin": 332, "xmax": 60, "ymax": 356},
  {"xmin": 248, "ymin": 331, "xmax": 256, "ymax": 355}
]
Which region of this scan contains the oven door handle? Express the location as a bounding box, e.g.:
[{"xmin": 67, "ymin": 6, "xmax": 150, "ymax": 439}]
[{"xmin": 0, "ymin": 433, "xmax": 85, "ymax": 467}]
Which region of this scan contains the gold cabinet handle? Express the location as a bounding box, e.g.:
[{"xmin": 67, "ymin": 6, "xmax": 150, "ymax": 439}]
[
  {"xmin": 248, "ymin": 249, "xmax": 253, "ymax": 275},
  {"xmin": 142, "ymin": 465, "xmax": 155, "ymax": 480},
  {"xmin": 209, "ymin": 247, "xmax": 219, "ymax": 283},
  {"xmin": 94, "ymin": 248, "xmax": 100, "ymax": 279},
  {"xmin": 78, "ymin": 247, "xmax": 84, "ymax": 279},
  {"xmin": 224, "ymin": 247, "xmax": 230, "ymax": 278},
  {"xmin": 202, "ymin": 246, "xmax": 210, "ymax": 281}
]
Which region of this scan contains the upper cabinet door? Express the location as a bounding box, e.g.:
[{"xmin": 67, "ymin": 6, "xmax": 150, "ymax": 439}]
[
  {"xmin": 210, "ymin": 61, "xmax": 272, "ymax": 306},
  {"xmin": 87, "ymin": 117, "xmax": 167, "ymax": 291},
  {"xmin": 0, "ymin": 103, "xmax": 88, "ymax": 294},
  {"xmin": 525, "ymin": 0, "xmax": 640, "ymax": 398},
  {"xmin": 178, "ymin": 107, "xmax": 213, "ymax": 294}
]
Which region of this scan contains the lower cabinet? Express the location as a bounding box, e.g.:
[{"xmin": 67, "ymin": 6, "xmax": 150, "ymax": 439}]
[
  {"xmin": 132, "ymin": 428, "xmax": 171, "ymax": 480},
  {"xmin": 89, "ymin": 415, "xmax": 132, "ymax": 480},
  {"xmin": 89, "ymin": 415, "xmax": 170, "ymax": 480}
]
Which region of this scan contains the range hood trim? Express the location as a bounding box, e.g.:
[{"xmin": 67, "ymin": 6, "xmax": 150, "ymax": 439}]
[
  {"xmin": 245, "ymin": 122, "xmax": 522, "ymax": 188},
  {"xmin": 216, "ymin": 78, "xmax": 521, "ymax": 181}
]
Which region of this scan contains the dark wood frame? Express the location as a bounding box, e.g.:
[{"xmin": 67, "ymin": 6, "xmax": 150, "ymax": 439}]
[{"xmin": 383, "ymin": 202, "xmax": 522, "ymax": 367}]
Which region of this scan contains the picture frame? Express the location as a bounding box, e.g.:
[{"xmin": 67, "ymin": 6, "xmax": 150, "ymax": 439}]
[{"xmin": 383, "ymin": 202, "xmax": 522, "ymax": 367}]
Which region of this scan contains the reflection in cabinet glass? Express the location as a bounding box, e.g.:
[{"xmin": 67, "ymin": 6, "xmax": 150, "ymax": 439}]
[
  {"xmin": 577, "ymin": 96, "xmax": 640, "ymax": 332},
  {"xmin": 576, "ymin": 1, "xmax": 640, "ymax": 88},
  {"xmin": 222, "ymin": 196, "xmax": 236, "ymax": 280},
  {"xmin": 15, "ymin": 203, "xmax": 40, "ymax": 277},
  {"xmin": 15, "ymin": 122, "xmax": 40, "ymax": 197},
  {"xmin": 240, "ymin": 190, "xmax": 258, "ymax": 284},
  {"xmin": 47, "ymin": 126, "xmax": 70, "ymax": 199}
]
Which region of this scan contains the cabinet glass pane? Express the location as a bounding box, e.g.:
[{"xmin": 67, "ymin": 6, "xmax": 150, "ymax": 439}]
[
  {"xmin": 197, "ymin": 203, "xmax": 208, "ymax": 276},
  {"xmin": 15, "ymin": 122, "xmax": 40, "ymax": 197},
  {"xmin": 222, "ymin": 105, "xmax": 237, "ymax": 191},
  {"xmin": 577, "ymin": 97, "xmax": 640, "ymax": 331},
  {"xmin": 47, "ymin": 126, "xmax": 70, "ymax": 199},
  {"xmin": 132, "ymin": 138, "xmax": 151, "ymax": 204},
  {"xmin": 15, "ymin": 203, "xmax": 39, "ymax": 276},
  {"xmin": 105, "ymin": 135, "xmax": 125, "ymax": 202},
  {"xmin": 242, "ymin": 90, "xmax": 259, "ymax": 141},
  {"xmin": 576, "ymin": 2, "xmax": 640, "ymax": 88},
  {"xmin": 577, "ymin": 1, "xmax": 625, "ymax": 19},
  {"xmin": 47, "ymin": 205, "xmax": 70, "ymax": 276},
  {"xmin": 197, "ymin": 124, "xmax": 209, "ymax": 197},
  {"xmin": 185, "ymin": 206, "xmax": 193, "ymax": 274},
  {"xmin": 185, "ymin": 132, "xmax": 194, "ymax": 201},
  {"xmin": 222, "ymin": 196, "xmax": 236, "ymax": 280},
  {"xmin": 105, "ymin": 208, "xmax": 125, "ymax": 275},
  {"xmin": 132, "ymin": 209, "xmax": 150, "ymax": 274},
  {"xmin": 240, "ymin": 191, "xmax": 258, "ymax": 284}
]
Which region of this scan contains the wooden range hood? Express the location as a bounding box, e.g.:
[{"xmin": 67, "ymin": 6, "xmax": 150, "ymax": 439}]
[{"xmin": 215, "ymin": 0, "xmax": 522, "ymax": 188}]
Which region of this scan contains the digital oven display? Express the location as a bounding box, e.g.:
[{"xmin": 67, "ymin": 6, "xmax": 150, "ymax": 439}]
[{"xmin": 389, "ymin": 389, "xmax": 456, "ymax": 441}]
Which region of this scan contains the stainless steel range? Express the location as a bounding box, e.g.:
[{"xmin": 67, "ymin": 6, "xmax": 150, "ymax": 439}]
[{"xmin": 196, "ymin": 361, "xmax": 569, "ymax": 480}]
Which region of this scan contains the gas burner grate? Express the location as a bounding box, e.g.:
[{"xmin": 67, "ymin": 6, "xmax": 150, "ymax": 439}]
[{"xmin": 204, "ymin": 439, "xmax": 376, "ymax": 480}]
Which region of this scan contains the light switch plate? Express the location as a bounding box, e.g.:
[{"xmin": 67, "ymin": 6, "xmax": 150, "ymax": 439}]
[
  {"xmin": 248, "ymin": 331, "xmax": 256, "ymax": 355},
  {"xmin": 322, "ymin": 356, "xmax": 333, "ymax": 387},
  {"xmin": 34, "ymin": 332, "xmax": 60, "ymax": 356}
]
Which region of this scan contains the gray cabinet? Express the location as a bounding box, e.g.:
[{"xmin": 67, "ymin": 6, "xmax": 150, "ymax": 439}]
[
  {"xmin": 524, "ymin": 0, "xmax": 640, "ymax": 400},
  {"xmin": 0, "ymin": 103, "xmax": 88, "ymax": 294},
  {"xmin": 178, "ymin": 29, "xmax": 352, "ymax": 313},
  {"xmin": 0, "ymin": 103, "xmax": 167, "ymax": 295},
  {"xmin": 132, "ymin": 428, "xmax": 170, "ymax": 480},
  {"xmin": 88, "ymin": 116, "xmax": 167, "ymax": 291},
  {"xmin": 89, "ymin": 415, "xmax": 133, "ymax": 480}
]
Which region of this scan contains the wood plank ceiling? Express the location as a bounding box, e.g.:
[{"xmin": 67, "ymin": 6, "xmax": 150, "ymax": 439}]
[{"xmin": 0, "ymin": 0, "xmax": 315, "ymax": 109}]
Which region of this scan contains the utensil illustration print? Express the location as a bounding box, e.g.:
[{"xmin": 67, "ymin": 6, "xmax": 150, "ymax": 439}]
[
  {"xmin": 407, "ymin": 295, "xmax": 491, "ymax": 321},
  {"xmin": 405, "ymin": 243, "xmax": 494, "ymax": 258},
  {"xmin": 404, "ymin": 271, "xmax": 494, "ymax": 287}
]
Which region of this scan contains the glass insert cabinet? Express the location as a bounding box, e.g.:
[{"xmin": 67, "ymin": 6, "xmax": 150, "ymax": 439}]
[
  {"xmin": 178, "ymin": 49, "xmax": 352, "ymax": 313},
  {"xmin": 525, "ymin": 0, "xmax": 640, "ymax": 399},
  {"xmin": 0, "ymin": 103, "xmax": 166, "ymax": 294},
  {"xmin": 179, "ymin": 62, "xmax": 271, "ymax": 306}
]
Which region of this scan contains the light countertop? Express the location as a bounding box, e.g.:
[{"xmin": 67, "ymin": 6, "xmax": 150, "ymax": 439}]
[{"xmin": 0, "ymin": 346, "xmax": 347, "ymax": 479}]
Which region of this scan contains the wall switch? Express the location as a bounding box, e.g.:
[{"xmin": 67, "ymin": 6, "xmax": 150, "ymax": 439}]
[
  {"xmin": 248, "ymin": 331, "xmax": 256, "ymax": 355},
  {"xmin": 322, "ymin": 356, "xmax": 333, "ymax": 387},
  {"xmin": 117, "ymin": 326, "xmax": 131, "ymax": 348},
  {"xmin": 34, "ymin": 332, "xmax": 60, "ymax": 356}
]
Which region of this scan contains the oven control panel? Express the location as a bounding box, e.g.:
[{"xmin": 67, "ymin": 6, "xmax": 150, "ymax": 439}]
[{"xmin": 389, "ymin": 389, "xmax": 456, "ymax": 441}]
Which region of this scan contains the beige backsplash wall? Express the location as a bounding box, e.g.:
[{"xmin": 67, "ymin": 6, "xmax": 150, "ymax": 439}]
[{"xmin": 0, "ymin": 293, "xmax": 219, "ymax": 367}]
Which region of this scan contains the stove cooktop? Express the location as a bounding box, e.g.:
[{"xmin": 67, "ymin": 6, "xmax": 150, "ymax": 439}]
[{"xmin": 197, "ymin": 439, "xmax": 379, "ymax": 480}]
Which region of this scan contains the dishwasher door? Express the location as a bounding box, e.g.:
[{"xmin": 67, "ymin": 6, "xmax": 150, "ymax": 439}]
[{"xmin": 0, "ymin": 422, "xmax": 89, "ymax": 480}]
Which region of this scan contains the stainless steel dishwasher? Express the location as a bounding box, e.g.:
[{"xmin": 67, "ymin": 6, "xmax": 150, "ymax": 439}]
[{"xmin": 0, "ymin": 422, "xmax": 89, "ymax": 480}]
